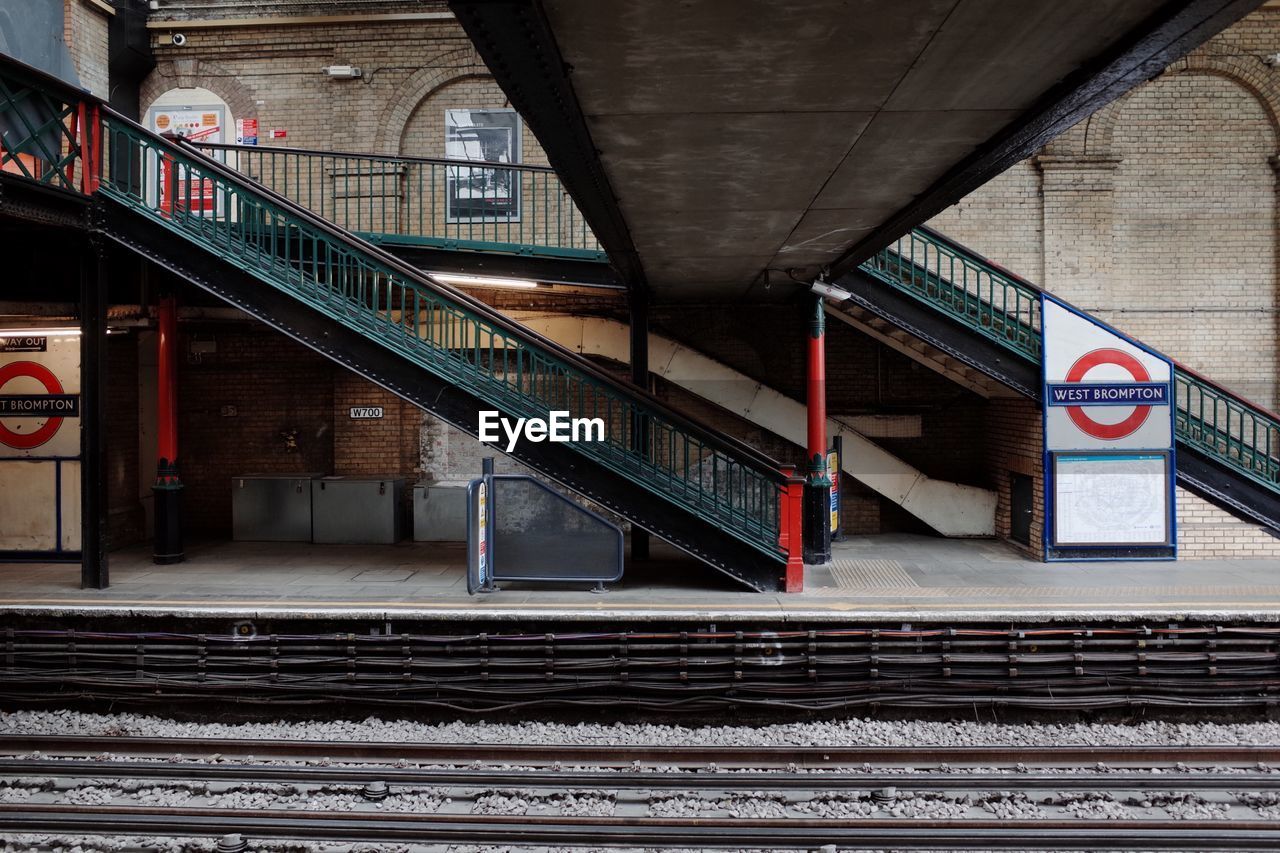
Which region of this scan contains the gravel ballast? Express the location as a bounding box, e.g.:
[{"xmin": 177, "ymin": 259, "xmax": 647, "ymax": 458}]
[{"xmin": 5, "ymin": 710, "xmax": 1280, "ymax": 749}]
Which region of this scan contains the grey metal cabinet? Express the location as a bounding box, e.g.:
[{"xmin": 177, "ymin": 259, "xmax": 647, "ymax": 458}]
[
  {"xmin": 231, "ymin": 474, "xmax": 319, "ymax": 542},
  {"xmin": 311, "ymin": 476, "xmax": 404, "ymax": 544},
  {"xmin": 413, "ymin": 482, "xmax": 467, "ymax": 542}
]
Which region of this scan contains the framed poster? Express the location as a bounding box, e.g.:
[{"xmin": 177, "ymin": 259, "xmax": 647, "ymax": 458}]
[
  {"xmin": 1051, "ymin": 451, "xmax": 1172, "ymax": 547},
  {"xmin": 445, "ymin": 109, "xmax": 521, "ymax": 222}
]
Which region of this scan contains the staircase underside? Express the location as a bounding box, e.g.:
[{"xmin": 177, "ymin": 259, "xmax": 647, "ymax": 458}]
[{"xmin": 512, "ymin": 313, "xmax": 998, "ymax": 537}]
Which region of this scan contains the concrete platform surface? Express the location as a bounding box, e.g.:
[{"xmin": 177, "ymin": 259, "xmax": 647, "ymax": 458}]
[{"xmin": 2, "ymin": 535, "xmax": 1279, "ymax": 622}]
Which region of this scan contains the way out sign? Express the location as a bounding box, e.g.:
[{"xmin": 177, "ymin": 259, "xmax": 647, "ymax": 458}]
[{"xmin": 1042, "ymin": 296, "xmax": 1175, "ymax": 560}]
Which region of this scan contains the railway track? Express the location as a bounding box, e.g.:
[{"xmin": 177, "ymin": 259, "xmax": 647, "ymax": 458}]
[
  {"xmin": 3, "ymin": 806, "xmax": 1280, "ymax": 850},
  {"xmin": 5, "ymin": 734, "xmax": 1280, "ymax": 850},
  {"xmin": 5, "ymin": 733, "xmax": 1280, "ymax": 767},
  {"xmin": 5, "ymin": 756, "xmax": 1279, "ymax": 791}
]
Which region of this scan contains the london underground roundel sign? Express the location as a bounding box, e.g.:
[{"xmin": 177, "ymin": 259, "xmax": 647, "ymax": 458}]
[
  {"xmin": 1044, "ymin": 298, "xmax": 1173, "ymax": 453},
  {"xmin": 0, "ymin": 361, "xmax": 69, "ymax": 450},
  {"xmin": 1063, "ymin": 348, "xmax": 1155, "ymax": 441}
]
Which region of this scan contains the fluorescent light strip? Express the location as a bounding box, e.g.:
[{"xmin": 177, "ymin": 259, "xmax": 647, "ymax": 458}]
[
  {"xmin": 430, "ymin": 273, "xmax": 540, "ymax": 290},
  {"xmin": 0, "ymin": 327, "xmax": 81, "ymax": 338}
]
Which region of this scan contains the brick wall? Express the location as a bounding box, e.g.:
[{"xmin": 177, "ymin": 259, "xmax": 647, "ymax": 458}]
[
  {"xmin": 1177, "ymin": 488, "xmax": 1280, "ymax": 558},
  {"xmin": 982, "ymin": 398, "xmax": 1043, "ymax": 555},
  {"xmin": 925, "ymin": 13, "xmax": 1280, "ymax": 408},
  {"xmin": 927, "ymin": 162, "xmax": 1045, "ymax": 282},
  {"xmin": 139, "ymin": 13, "xmax": 542, "ymax": 164},
  {"xmin": 1108, "ymin": 74, "xmax": 1277, "ymax": 406},
  {"xmin": 105, "ymin": 335, "xmax": 144, "ymax": 547},
  {"xmin": 64, "ymin": 0, "xmax": 110, "ymax": 98},
  {"xmin": 176, "ymin": 326, "xmax": 335, "ymax": 536}
]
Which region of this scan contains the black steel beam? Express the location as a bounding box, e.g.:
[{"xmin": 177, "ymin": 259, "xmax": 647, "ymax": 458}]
[
  {"xmin": 836, "ymin": 268, "xmax": 1041, "ymax": 398},
  {"xmin": 92, "ymin": 197, "xmax": 783, "ymax": 592},
  {"xmin": 79, "ymin": 239, "xmax": 108, "ymax": 589},
  {"xmin": 629, "ymin": 284, "xmax": 650, "ymax": 560},
  {"xmin": 448, "ymin": 0, "xmax": 645, "ymax": 289},
  {"xmin": 0, "ymin": 173, "xmax": 90, "ymax": 231},
  {"xmin": 829, "ymin": 0, "xmax": 1264, "ymax": 276}
]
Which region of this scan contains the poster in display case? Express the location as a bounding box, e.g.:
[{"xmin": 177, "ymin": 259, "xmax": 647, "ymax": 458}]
[{"xmin": 445, "ymin": 109, "xmax": 521, "ymax": 222}]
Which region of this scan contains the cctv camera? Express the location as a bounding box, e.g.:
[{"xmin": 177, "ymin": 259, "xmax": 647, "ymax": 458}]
[{"xmin": 171, "ymin": 32, "xmax": 186, "ymax": 46}]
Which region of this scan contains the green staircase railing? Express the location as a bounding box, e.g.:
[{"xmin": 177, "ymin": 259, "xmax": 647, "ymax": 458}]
[
  {"xmin": 194, "ymin": 141, "xmax": 605, "ymax": 262},
  {"xmin": 94, "ymin": 112, "xmax": 786, "ymax": 561},
  {"xmin": 859, "ymin": 227, "xmax": 1280, "ymax": 493},
  {"xmin": 0, "ymin": 62, "xmax": 91, "ymax": 192}
]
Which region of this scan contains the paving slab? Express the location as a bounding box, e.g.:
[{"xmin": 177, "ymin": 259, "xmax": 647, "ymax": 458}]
[{"xmin": 2, "ymin": 535, "xmax": 1280, "ymax": 623}]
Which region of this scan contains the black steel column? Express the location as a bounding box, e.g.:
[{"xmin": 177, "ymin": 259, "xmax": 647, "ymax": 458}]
[
  {"xmin": 79, "ymin": 240, "xmax": 108, "ymax": 589},
  {"xmin": 629, "ymin": 285, "xmax": 650, "ymax": 560}
]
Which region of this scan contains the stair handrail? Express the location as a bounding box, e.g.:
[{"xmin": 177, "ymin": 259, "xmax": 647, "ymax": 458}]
[
  {"xmin": 904, "ymin": 226, "xmax": 1280, "ymax": 425},
  {"xmin": 861, "ymin": 226, "xmax": 1043, "ymax": 361},
  {"xmin": 914, "ymin": 224, "xmax": 1046, "ymax": 298}
]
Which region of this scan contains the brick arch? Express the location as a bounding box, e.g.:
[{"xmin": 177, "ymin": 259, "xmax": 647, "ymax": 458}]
[
  {"xmin": 139, "ymin": 58, "xmax": 258, "ymax": 126},
  {"xmin": 1081, "ymin": 53, "xmax": 1280, "ymax": 158},
  {"xmin": 373, "ymin": 47, "xmax": 490, "ymax": 154}
]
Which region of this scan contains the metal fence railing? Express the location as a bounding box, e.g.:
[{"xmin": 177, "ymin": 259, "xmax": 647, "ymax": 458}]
[
  {"xmin": 194, "ymin": 142, "xmax": 605, "ymax": 261},
  {"xmin": 860, "ymin": 227, "xmax": 1042, "ymax": 361}
]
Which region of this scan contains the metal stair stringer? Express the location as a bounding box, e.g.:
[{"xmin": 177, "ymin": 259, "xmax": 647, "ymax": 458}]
[{"xmin": 835, "ymin": 266, "xmax": 1040, "ymax": 399}]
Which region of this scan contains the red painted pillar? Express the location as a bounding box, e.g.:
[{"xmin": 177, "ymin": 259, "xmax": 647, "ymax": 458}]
[
  {"xmin": 153, "ymin": 295, "xmax": 185, "ymax": 564},
  {"xmin": 803, "ymin": 293, "xmax": 832, "ymax": 564}
]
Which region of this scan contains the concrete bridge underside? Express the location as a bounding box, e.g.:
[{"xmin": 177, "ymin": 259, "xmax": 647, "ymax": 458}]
[{"xmin": 452, "ymin": 0, "xmax": 1260, "ymax": 300}]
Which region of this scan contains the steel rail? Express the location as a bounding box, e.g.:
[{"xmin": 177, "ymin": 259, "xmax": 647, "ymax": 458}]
[
  {"xmin": 3, "ymin": 805, "xmax": 1280, "ymax": 849},
  {"xmin": 4, "ymin": 757, "xmax": 1279, "ymax": 792},
  {"xmin": 5, "ymin": 735, "xmax": 1280, "ymax": 769}
]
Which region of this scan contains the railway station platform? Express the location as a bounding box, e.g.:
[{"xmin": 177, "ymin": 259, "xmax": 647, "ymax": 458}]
[{"xmin": 5, "ymin": 535, "xmax": 1280, "ymax": 624}]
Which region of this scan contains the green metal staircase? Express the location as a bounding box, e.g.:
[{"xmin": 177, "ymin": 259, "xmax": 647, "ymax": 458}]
[
  {"xmin": 854, "ymin": 226, "xmax": 1280, "ymax": 531},
  {"xmin": 0, "ymin": 54, "xmax": 802, "ymax": 591}
]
